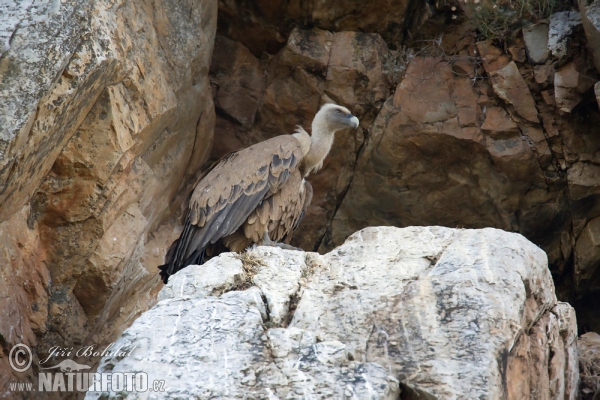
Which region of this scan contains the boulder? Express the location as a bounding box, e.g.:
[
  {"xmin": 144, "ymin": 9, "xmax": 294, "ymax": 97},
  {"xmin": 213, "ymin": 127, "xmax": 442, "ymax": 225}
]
[
  {"xmin": 488, "ymin": 61, "xmax": 540, "ymax": 123},
  {"xmin": 86, "ymin": 226, "xmax": 578, "ymax": 399}
]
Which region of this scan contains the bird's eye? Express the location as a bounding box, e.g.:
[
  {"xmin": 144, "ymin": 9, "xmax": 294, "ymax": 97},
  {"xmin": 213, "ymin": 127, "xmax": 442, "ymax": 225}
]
[{"xmin": 335, "ymin": 110, "xmax": 341, "ymax": 114}]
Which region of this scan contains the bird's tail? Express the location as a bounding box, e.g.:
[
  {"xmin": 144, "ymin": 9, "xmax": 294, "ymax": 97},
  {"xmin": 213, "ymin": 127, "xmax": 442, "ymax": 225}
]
[{"xmin": 158, "ymin": 238, "xmax": 206, "ymax": 284}]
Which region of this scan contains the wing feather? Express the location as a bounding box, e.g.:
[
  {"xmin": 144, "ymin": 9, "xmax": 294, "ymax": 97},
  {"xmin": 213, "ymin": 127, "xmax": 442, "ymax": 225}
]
[{"xmin": 159, "ymin": 135, "xmax": 304, "ymax": 283}]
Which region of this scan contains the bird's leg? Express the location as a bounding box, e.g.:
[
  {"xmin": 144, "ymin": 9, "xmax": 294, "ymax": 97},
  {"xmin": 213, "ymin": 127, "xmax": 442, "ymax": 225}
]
[{"xmin": 260, "ymin": 230, "xmax": 301, "ymax": 251}]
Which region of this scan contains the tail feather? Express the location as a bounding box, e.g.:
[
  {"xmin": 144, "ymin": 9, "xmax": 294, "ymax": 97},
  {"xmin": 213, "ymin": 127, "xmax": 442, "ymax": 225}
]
[{"xmin": 158, "ymin": 237, "xmax": 206, "ymax": 284}]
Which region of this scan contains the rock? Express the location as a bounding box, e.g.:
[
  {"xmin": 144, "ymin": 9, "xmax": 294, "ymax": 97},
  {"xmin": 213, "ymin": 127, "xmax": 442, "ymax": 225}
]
[
  {"xmin": 477, "ymin": 39, "xmax": 510, "ymax": 73},
  {"xmin": 0, "ymin": 205, "xmax": 49, "ymax": 357},
  {"xmin": 489, "ymin": 61, "xmax": 540, "ymax": 123},
  {"xmin": 555, "ymin": 61, "xmax": 596, "ymax": 112},
  {"xmin": 575, "ymin": 216, "xmax": 600, "ymax": 291},
  {"xmin": 217, "ymin": 0, "xmax": 418, "ymax": 56},
  {"xmin": 0, "ymin": 0, "xmax": 114, "ymax": 223},
  {"xmin": 579, "ymin": 332, "xmax": 600, "ymax": 399},
  {"xmin": 86, "ymin": 226, "xmax": 578, "ymax": 399},
  {"xmin": 481, "ymin": 106, "xmax": 520, "ymax": 138},
  {"xmin": 578, "ymin": 0, "xmax": 600, "ymax": 73},
  {"xmin": 534, "ymin": 63, "xmax": 554, "ymax": 84},
  {"xmin": 210, "ymin": 35, "xmax": 265, "ymax": 127},
  {"xmin": 548, "ymin": 11, "xmax": 582, "ymax": 61},
  {"xmin": 0, "ymin": 0, "xmax": 218, "ymax": 389},
  {"xmin": 325, "ymin": 56, "xmax": 561, "ymax": 270},
  {"xmin": 523, "ymin": 23, "xmax": 550, "ymax": 64}
]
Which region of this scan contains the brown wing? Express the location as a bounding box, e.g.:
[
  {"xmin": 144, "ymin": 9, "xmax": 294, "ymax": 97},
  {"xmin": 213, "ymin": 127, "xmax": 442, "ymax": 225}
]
[
  {"xmin": 242, "ymin": 172, "xmax": 313, "ymax": 245},
  {"xmin": 159, "ymin": 135, "xmax": 303, "ymax": 283}
]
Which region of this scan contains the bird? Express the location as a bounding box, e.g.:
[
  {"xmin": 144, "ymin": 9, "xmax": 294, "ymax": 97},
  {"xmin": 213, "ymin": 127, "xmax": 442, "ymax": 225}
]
[{"xmin": 158, "ymin": 103, "xmax": 360, "ymax": 283}]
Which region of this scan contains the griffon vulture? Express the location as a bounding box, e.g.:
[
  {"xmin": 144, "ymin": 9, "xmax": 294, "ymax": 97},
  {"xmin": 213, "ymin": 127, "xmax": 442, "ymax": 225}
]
[{"xmin": 159, "ymin": 103, "xmax": 359, "ymax": 283}]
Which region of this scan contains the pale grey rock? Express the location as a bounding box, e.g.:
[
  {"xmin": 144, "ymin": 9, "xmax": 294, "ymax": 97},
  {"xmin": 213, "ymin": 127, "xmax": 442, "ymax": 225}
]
[
  {"xmin": 523, "ymin": 23, "xmax": 549, "ymax": 64},
  {"xmin": 86, "ymin": 226, "xmax": 578, "ymax": 399},
  {"xmin": 548, "ymin": 11, "xmax": 582, "ymax": 60},
  {"xmin": 157, "ymin": 253, "xmax": 244, "ymax": 301},
  {"xmin": 250, "ymin": 247, "xmax": 307, "ymax": 325},
  {"xmin": 0, "ymin": 0, "xmax": 89, "ymax": 141},
  {"xmin": 291, "ymin": 227, "xmax": 559, "ymax": 398},
  {"xmin": 579, "ymin": 0, "xmax": 600, "ymax": 72},
  {"xmin": 0, "ymin": 0, "xmax": 104, "ymax": 222}
]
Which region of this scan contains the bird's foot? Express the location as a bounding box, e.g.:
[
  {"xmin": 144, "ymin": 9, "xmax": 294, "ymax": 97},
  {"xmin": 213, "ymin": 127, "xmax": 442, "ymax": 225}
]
[{"xmin": 261, "ymin": 232, "xmax": 302, "ymax": 251}]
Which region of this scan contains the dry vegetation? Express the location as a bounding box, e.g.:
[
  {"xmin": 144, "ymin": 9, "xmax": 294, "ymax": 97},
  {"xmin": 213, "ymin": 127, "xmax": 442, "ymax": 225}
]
[
  {"xmin": 580, "ymin": 332, "xmax": 600, "ymax": 399},
  {"xmin": 463, "ymin": 0, "xmax": 566, "ymax": 40},
  {"xmin": 230, "ymin": 251, "xmax": 265, "ymax": 291}
]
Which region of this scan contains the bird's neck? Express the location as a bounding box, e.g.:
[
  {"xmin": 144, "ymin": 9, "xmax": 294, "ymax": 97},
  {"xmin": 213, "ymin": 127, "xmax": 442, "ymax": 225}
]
[{"xmin": 303, "ymin": 118, "xmax": 335, "ymax": 175}]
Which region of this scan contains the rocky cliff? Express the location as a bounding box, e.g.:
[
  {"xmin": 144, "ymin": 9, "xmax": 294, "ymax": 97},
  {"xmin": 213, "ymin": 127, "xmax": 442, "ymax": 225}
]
[
  {"xmin": 1, "ymin": 0, "xmax": 217, "ymax": 393},
  {"xmin": 2, "ymin": 0, "xmax": 600, "ymax": 398},
  {"xmin": 209, "ymin": 0, "xmax": 600, "ymax": 336},
  {"xmin": 86, "ymin": 227, "xmax": 579, "ymax": 399}
]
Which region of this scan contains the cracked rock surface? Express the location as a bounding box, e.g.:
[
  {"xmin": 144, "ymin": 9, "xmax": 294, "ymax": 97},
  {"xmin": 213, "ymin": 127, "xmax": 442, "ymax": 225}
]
[{"xmin": 86, "ymin": 226, "xmax": 578, "ymax": 399}]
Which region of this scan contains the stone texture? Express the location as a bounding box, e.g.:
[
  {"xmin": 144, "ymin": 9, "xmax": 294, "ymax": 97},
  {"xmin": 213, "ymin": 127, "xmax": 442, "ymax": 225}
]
[
  {"xmin": 210, "ymin": 35, "xmax": 265, "ymax": 128},
  {"xmin": 549, "ymin": 11, "xmax": 582, "ymax": 61},
  {"xmin": 217, "ymin": 0, "xmax": 416, "ymax": 56},
  {"xmin": 0, "ymin": 0, "xmax": 217, "ymax": 393},
  {"xmin": 579, "ymin": 0, "xmax": 600, "ymax": 73},
  {"xmin": 555, "ymin": 61, "xmax": 596, "ymax": 112},
  {"xmin": 86, "ymin": 226, "xmax": 578, "ymax": 399},
  {"xmin": 481, "ymin": 106, "xmax": 520, "ymax": 138},
  {"xmin": 0, "ymin": 0, "xmax": 116, "ymax": 223},
  {"xmin": 489, "ymin": 61, "xmax": 540, "ymax": 123},
  {"xmin": 325, "ymin": 55, "xmax": 561, "ymax": 265},
  {"xmin": 523, "ymin": 23, "xmax": 550, "ymax": 64},
  {"xmin": 0, "ymin": 205, "xmax": 49, "ymax": 391}
]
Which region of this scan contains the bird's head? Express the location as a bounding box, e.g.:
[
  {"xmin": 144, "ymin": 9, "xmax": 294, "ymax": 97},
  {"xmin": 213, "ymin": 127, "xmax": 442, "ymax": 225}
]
[{"xmin": 313, "ymin": 103, "xmax": 360, "ymax": 133}]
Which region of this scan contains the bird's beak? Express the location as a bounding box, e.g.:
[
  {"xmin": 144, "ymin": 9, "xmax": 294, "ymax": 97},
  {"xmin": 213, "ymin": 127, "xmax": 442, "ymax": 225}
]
[{"xmin": 348, "ymin": 115, "xmax": 359, "ymax": 128}]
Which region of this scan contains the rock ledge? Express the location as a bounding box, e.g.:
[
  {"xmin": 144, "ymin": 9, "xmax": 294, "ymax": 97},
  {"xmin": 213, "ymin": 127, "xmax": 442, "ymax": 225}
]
[{"xmin": 86, "ymin": 226, "xmax": 578, "ymax": 399}]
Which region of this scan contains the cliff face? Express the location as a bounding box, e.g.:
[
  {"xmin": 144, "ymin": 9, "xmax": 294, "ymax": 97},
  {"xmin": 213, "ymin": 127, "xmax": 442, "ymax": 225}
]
[
  {"xmin": 1, "ymin": 0, "xmax": 600, "ymax": 397},
  {"xmin": 209, "ymin": 0, "xmax": 600, "ymax": 334},
  {"xmin": 0, "ymin": 0, "xmax": 216, "ymax": 392}
]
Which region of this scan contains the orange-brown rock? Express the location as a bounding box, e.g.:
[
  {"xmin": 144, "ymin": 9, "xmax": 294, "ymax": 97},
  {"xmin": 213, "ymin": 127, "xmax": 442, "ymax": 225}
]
[
  {"xmin": 323, "ymin": 55, "xmax": 570, "ymax": 285},
  {"xmin": 555, "ymin": 61, "xmax": 596, "ymax": 112},
  {"xmin": 0, "ymin": 0, "xmax": 217, "ymax": 394}
]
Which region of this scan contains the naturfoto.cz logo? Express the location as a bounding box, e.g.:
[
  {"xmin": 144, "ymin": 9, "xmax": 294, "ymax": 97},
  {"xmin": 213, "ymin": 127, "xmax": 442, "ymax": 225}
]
[{"xmin": 7, "ymin": 343, "xmax": 166, "ymax": 394}]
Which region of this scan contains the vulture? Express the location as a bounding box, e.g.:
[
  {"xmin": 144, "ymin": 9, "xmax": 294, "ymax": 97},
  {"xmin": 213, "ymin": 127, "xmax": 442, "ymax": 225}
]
[{"xmin": 159, "ymin": 103, "xmax": 360, "ymax": 283}]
